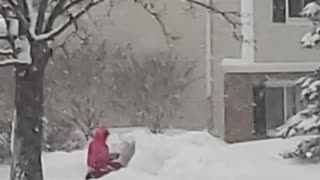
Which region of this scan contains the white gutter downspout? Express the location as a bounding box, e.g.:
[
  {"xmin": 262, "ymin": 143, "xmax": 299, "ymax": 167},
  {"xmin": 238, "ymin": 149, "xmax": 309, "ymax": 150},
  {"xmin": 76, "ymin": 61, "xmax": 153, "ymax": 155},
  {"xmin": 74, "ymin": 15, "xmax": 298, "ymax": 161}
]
[
  {"xmin": 206, "ymin": 0, "xmax": 213, "ymax": 97},
  {"xmin": 206, "ymin": 0, "xmax": 214, "ymax": 130},
  {"xmin": 241, "ymin": 0, "xmax": 255, "ymax": 63}
]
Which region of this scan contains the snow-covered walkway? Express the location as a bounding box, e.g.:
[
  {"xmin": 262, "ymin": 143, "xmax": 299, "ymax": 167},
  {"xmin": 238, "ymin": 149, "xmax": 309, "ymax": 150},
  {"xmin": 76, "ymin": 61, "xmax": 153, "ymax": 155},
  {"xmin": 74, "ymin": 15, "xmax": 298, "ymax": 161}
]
[{"xmin": 1, "ymin": 128, "xmax": 319, "ymax": 180}]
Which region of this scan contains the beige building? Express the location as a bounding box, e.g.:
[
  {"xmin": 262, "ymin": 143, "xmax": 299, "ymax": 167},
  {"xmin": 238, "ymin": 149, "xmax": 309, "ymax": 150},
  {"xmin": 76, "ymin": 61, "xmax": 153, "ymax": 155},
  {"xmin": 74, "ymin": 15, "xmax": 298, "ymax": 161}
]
[{"xmin": 210, "ymin": 0, "xmax": 320, "ymax": 142}]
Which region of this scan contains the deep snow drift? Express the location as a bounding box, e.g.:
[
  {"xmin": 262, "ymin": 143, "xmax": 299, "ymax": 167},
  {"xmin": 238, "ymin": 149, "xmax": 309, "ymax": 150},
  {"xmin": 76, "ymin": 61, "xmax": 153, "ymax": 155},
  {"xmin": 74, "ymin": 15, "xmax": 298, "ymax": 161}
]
[{"xmin": 0, "ymin": 128, "xmax": 320, "ymax": 180}]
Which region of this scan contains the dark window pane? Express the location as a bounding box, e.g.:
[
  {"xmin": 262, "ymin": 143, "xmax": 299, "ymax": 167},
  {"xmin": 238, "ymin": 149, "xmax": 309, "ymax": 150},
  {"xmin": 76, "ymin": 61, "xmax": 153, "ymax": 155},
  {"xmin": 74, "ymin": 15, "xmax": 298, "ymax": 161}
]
[
  {"xmin": 286, "ymin": 87, "xmax": 296, "ymax": 120},
  {"xmin": 253, "ymin": 86, "xmax": 266, "ymax": 135},
  {"xmin": 265, "ymin": 87, "xmax": 284, "ymax": 129},
  {"xmin": 289, "ymin": 0, "xmax": 314, "ymax": 17},
  {"xmin": 305, "ymin": 0, "xmax": 315, "ymax": 5},
  {"xmin": 289, "ymin": 0, "xmax": 304, "ymax": 17},
  {"xmin": 273, "ymin": 0, "xmax": 286, "ymax": 23}
]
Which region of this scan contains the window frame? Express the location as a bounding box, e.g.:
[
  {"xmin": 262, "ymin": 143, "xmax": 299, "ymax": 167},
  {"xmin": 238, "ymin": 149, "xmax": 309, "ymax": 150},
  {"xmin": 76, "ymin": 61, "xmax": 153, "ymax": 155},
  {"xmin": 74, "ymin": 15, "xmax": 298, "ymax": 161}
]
[
  {"xmin": 264, "ymin": 80, "xmax": 302, "ymax": 123},
  {"xmin": 285, "ymin": 0, "xmax": 313, "ymax": 25}
]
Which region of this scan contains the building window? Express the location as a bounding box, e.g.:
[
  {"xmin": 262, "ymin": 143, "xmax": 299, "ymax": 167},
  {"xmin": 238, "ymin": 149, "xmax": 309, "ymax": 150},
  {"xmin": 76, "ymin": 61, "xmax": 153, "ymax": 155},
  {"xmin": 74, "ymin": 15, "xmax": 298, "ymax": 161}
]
[
  {"xmin": 288, "ymin": 0, "xmax": 313, "ymax": 17},
  {"xmin": 273, "ymin": 0, "xmax": 314, "ymax": 24},
  {"xmin": 273, "ymin": 0, "xmax": 286, "ymax": 23},
  {"xmin": 253, "ymin": 80, "xmax": 303, "ymax": 136}
]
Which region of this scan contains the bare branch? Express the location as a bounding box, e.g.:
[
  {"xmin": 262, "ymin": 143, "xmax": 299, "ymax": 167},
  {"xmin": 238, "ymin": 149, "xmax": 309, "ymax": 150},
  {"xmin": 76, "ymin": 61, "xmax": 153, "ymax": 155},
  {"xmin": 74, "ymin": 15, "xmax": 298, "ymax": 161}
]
[
  {"xmin": 16, "ymin": 0, "xmax": 30, "ymax": 33},
  {"xmin": 135, "ymin": 1, "xmax": 180, "ymax": 47},
  {"xmin": 106, "ymin": 0, "xmax": 115, "ymax": 17},
  {"xmin": 6, "ymin": 0, "xmax": 32, "ymax": 39},
  {"xmin": 45, "ymin": 0, "xmax": 92, "ymax": 33},
  {"xmin": 53, "ymin": 22, "xmax": 90, "ymax": 58},
  {"xmin": 0, "ymin": 46, "xmax": 31, "ymax": 66},
  {"xmin": 53, "ymin": 31, "xmax": 81, "ymax": 58},
  {"xmin": 184, "ymin": 0, "xmax": 242, "ymax": 39},
  {"xmin": 36, "ymin": 0, "xmax": 104, "ymax": 41},
  {"xmin": 0, "ymin": 36, "xmax": 32, "ymax": 66},
  {"xmin": 185, "ymin": 0, "xmax": 241, "ymax": 20},
  {"xmin": 7, "ymin": 0, "xmax": 18, "ymax": 6},
  {"xmin": 35, "ymin": 0, "xmax": 49, "ymax": 34},
  {"xmin": 44, "ymin": 0, "xmax": 68, "ymax": 32},
  {"xmin": 64, "ymin": 0, "xmax": 86, "ymax": 11}
]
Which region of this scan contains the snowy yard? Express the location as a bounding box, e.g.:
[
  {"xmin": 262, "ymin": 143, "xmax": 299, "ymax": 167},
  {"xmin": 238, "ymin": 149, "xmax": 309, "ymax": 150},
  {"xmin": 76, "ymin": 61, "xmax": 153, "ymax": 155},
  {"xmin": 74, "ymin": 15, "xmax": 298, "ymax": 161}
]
[{"xmin": 0, "ymin": 128, "xmax": 319, "ymax": 180}]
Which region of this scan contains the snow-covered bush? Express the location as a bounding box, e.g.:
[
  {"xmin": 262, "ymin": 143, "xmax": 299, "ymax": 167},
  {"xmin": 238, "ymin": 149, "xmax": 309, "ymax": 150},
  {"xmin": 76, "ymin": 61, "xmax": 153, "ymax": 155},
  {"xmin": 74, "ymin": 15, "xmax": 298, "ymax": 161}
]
[{"xmin": 300, "ymin": 1, "xmax": 320, "ymax": 48}]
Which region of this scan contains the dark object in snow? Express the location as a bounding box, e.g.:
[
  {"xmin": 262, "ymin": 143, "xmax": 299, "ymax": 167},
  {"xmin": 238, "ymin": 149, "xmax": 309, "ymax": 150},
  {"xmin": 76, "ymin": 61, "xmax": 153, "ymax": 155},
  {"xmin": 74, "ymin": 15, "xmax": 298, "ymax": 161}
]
[
  {"xmin": 85, "ymin": 160, "xmax": 123, "ymax": 180},
  {"xmin": 281, "ymin": 137, "xmax": 320, "ymax": 163},
  {"xmin": 109, "ymin": 152, "xmax": 120, "ymax": 160}
]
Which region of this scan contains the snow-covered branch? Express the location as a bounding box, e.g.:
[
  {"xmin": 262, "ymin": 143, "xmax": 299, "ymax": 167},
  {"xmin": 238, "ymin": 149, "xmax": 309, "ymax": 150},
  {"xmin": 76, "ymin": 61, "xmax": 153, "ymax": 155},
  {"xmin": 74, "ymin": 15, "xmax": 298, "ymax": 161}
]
[
  {"xmin": 300, "ymin": 2, "xmax": 320, "ymax": 48},
  {"xmin": 269, "ymin": 107, "xmax": 320, "ymax": 138},
  {"xmin": 0, "ymin": 36, "xmax": 31, "ymax": 66},
  {"xmin": 33, "ymin": 0, "xmax": 104, "ymax": 41},
  {"xmin": 270, "ymin": 70, "xmax": 320, "ymax": 138},
  {"xmin": 44, "ymin": 0, "xmax": 68, "ymax": 32},
  {"xmin": 0, "ymin": 48, "xmax": 13, "ymax": 55},
  {"xmin": 5, "ymin": 0, "xmax": 32, "ymax": 40},
  {"xmin": 0, "ymin": 57, "xmax": 31, "ymax": 65},
  {"xmin": 300, "ymin": 1, "xmax": 320, "ymax": 18}
]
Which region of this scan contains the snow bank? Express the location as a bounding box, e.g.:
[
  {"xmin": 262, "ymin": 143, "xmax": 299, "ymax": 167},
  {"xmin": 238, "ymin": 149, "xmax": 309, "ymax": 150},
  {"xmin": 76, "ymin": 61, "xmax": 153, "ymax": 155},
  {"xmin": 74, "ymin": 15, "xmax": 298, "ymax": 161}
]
[{"xmin": 1, "ymin": 129, "xmax": 320, "ymax": 180}]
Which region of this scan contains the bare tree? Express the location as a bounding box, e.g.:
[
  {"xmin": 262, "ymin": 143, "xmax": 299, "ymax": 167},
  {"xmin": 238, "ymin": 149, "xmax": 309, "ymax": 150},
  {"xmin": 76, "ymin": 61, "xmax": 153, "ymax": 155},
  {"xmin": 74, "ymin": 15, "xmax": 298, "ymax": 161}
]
[
  {"xmin": 101, "ymin": 45, "xmax": 197, "ymax": 133},
  {"xmin": 0, "ymin": 0, "xmax": 104, "ymax": 180}
]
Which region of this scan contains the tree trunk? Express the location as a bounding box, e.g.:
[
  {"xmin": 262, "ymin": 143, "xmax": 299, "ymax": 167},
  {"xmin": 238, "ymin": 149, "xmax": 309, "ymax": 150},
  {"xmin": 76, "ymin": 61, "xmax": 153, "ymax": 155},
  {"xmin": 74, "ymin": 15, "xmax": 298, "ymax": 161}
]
[{"xmin": 10, "ymin": 41, "xmax": 50, "ymax": 180}]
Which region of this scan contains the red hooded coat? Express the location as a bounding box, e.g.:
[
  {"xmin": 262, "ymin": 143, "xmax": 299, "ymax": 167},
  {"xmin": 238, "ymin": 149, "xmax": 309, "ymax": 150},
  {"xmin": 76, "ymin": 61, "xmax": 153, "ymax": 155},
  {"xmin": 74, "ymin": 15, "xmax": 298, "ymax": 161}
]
[
  {"xmin": 86, "ymin": 127, "xmax": 123, "ymax": 179},
  {"xmin": 87, "ymin": 127, "xmax": 110, "ymax": 170}
]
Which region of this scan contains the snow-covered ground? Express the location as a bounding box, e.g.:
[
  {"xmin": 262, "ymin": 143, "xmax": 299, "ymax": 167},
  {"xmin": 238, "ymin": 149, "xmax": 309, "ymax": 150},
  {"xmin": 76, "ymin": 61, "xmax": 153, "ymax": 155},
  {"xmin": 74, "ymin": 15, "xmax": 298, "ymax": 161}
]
[{"xmin": 1, "ymin": 128, "xmax": 320, "ymax": 180}]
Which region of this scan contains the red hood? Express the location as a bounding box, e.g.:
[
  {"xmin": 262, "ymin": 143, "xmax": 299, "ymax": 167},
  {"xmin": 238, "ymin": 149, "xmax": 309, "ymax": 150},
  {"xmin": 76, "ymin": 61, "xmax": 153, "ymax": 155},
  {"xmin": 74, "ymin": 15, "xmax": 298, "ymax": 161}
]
[{"xmin": 92, "ymin": 127, "xmax": 109, "ymax": 143}]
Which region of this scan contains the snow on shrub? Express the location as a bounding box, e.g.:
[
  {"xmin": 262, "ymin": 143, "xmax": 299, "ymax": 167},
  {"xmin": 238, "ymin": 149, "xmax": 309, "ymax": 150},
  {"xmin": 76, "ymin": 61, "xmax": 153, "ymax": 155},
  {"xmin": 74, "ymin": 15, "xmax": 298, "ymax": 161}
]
[
  {"xmin": 300, "ymin": 1, "xmax": 320, "ymax": 48},
  {"xmin": 273, "ymin": 1, "xmax": 320, "ymax": 163},
  {"xmin": 275, "ymin": 69, "xmax": 320, "ymax": 162}
]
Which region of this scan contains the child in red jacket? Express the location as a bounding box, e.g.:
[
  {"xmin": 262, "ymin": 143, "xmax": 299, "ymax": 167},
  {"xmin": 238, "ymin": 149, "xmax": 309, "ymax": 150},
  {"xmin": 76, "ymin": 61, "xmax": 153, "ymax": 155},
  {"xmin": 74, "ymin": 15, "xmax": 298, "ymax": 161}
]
[{"xmin": 85, "ymin": 127, "xmax": 123, "ymax": 180}]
